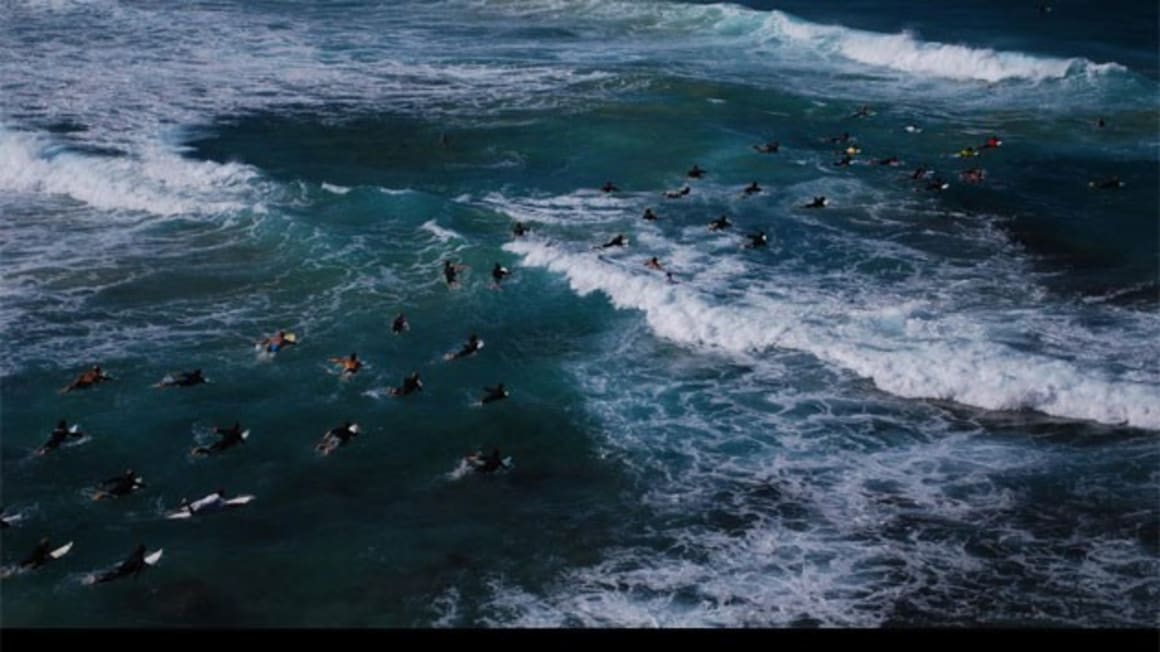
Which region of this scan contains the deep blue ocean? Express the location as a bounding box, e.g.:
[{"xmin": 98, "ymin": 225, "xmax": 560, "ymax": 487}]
[{"xmin": 1, "ymin": 0, "xmax": 1157, "ymax": 627}]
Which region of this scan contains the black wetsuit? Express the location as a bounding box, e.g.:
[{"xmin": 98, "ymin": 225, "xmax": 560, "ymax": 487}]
[
  {"xmin": 325, "ymin": 424, "xmax": 357, "ymax": 448},
  {"xmin": 41, "ymin": 424, "xmax": 75, "ymax": 453},
  {"xmin": 481, "ymin": 385, "xmax": 508, "ymax": 404},
  {"xmin": 455, "ymin": 338, "xmax": 482, "ymax": 359},
  {"xmin": 443, "ymin": 263, "xmax": 459, "ymax": 285},
  {"xmin": 397, "ymin": 374, "xmax": 423, "ymax": 396},
  {"xmin": 95, "ymin": 546, "xmax": 148, "ymax": 584},
  {"xmin": 709, "ymin": 216, "xmax": 732, "ymax": 231},
  {"xmin": 100, "ymin": 473, "xmax": 142, "ymax": 497},
  {"xmin": 169, "ymin": 371, "xmax": 205, "ymax": 387},
  {"xmin": 21, "ymin": 541, "xmax": 53, "ymax": 569},
  {"xmin": 474, "ymin": 451, "xmax": 504, "ymax": 473},
  {"xmin": 600, "ymin": 235, "xmax": 627, "ymax": 248},
  {"xmin": 392, "ymin": 315, "xmax": 408, "ymax": 334},
  {"xmin": 747, "ymin": 233, "xmax": 768, "ymax": 248},
  {"xmin": 197, "ymin": 425, "xmax": 245, "ymax": 455},
  {"xmin": 492, "ymin": 265, "xmax": 509, "ymax": 284}
]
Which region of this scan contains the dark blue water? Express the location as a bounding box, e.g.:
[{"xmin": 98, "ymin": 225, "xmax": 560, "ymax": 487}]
[{"xmin": 1, "ymin": 0, "xmax": 1156, "ymax": 627}]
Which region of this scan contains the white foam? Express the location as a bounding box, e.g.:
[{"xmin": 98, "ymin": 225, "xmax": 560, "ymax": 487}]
[
  {"xmin": 505, "ymin": 239, "xmax": 1160, "ymax": 430},
  {"xmin": 419, "ymin": 219, "xmax": 463, "ymax": 242},
  {"xmin": 321, "ymin": 182, "xmax": 351, "ymax": 195},
  {"xmin": 0, "ymin": 128, "xmax": 258, "ymax": 216}
]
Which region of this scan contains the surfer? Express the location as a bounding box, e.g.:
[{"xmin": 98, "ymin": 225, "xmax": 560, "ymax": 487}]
[
  {"xmin": 179, "ymin": 489, "xmax": 227, "ymax": 515},
  {"xmin": 642, "ymin": 208, "xmax": 659, "ymax": 221},
  {"xmin": 390, "ymin": 371, "xmax": 424, "ymax": 397},
  {"xmin": 956, "ymin": 146, "xmax": 979, "ymax": 158},
  {"xmin": 481, "ymin": 383, "xmax": 509, "ymax": 405},
  {"xmin": 911, "ymin": 164, "xmax": 931, "ymax": 180},
  {"xmin": 687, "ymin": 164, "xmax": 706, "ymax": 179},
  {"xmin": 708, "ymin": 214, "xmax": 732, "ymax": 231},
  {"xmin": 317, "ymin": 422, "xmax": 359, "ymax": 453},
  {"xmin": 644, "ymin": 257, "xmax": 663, "ymax": 271},
  {"xmin": 95, "ymin": 469, "xmax": 144, "ymax": 499},
  {"xmin": 833, "ymin": 154, "xmax": 852, "ymax": 167},
  {"xmin": 258, "ymin": 330, "xmax": 295, "ymax": 353},
  {"xmin": 600, "ymin": 181, "xmax": 619, "ymax": 193},
  {"xmin": 664, "ymin": 186, "xmax": 691, "ymax": 199},
  {"xmin": 597, "ymin": 234, "xmax": 628, "ymax": 249},
  {"xmin": 926, "ymin": 177, "xmax": 949, "ymax": 191},
  {"xmin": 980, "ymin": 135, "xmax": 1002, "ymax": 149},
  {"xmin": 804, "ymin": 196, "xmax": 828, "ymax": 209},
  {"xmin": 512, "ymin": 221, "xmax": 529, "ymax": 237},
  {"xmin": 960, "ymin": 168, "xmax": 985, "ymax": 184},
  {"xmin": 443, "ymin": 260, "xmax": 466, "ymax": 287},
  {"xmin": 193, "ymin": 422, "xmax": 246, "ymax": 456},
  {"xmin": 491, "ymin": 263, "xmax": 510, "ymax": 287},
  {"xmin": 93, "ymin": 544, "xmax": 149, "ymax": 584},
  {"xmin": 450, "ymin": 334, "xmax": 483, "ymax": 361},
  {"xmin": 392, "ymin": 313, "xmax": 409, "ymax": 335},
  {"xmin": 849, "ymin": 105, "xmax": 872, "ymax": 119},
  {"xmin": 38, "ymin": 420, "xmax": 84, "ymax": 455},
  {"xmin": 753, "ymin": 141, "xmax": 780, "ymax": 154},
  {"xmin": 20, "ymin": 538, "xmax": 55, "ymax": 570},
  {"xmin": 1090, "ymin": 176, "xmax": 1124, "ymax": 189},
  {"xmin": 62, "ymin": 366, "xmax": 111, "ymax": 393},
  {"xmin": 827, "ymin": 132, "xmax": 851, "ymax": 144},
  {"xmin": 742, "ymin": 181, "xmax": 762, "ymax": 196},
  {"xmin": 467, "ymin": 448, "xmax": 506, "ymax": 474},
  {"xmin": 329, "ymin": 353, "xmax": 362, "ymax": 376},
  {"xmin": 876, "ymin": 156, "xmax": 901, "ymax": 167},
  {"xmin": 157, "ymin": 369, "xmax": 206, "ymax": 388},
  {"xmin": 744, "ymin": 230, "xmax": 768, "ymax": 249}
]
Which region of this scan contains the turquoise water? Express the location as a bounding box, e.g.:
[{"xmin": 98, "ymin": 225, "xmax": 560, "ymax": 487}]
[{"xmin": 1, "ymin": 0, "xmax": 1157, "ymax": 627}]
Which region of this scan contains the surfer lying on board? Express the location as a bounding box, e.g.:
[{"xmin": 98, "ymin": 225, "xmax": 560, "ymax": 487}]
[
  {"xmin": 481, "ymin": 383, "xmax": 509, "ymax": 405},
  {"xmin": 645, "ymin": 257, "xmax": 663, "ymax": 271},
  {"xmin": 642, "ymin": 208, "xmax": 659, "ymax": 221},
  {"xmin": 389, "ymin": 371, "xmax": 424, "ymax": 397},
  {"xmin": 596, "ymin": 234, "xmax": 628, "ymax": 249},
  {"xmin": 94, "ymin": 469, "xmax": 145, "ymax": 499},
  {"xmin": 742, "ymin": 181, "xmax": 762, "ymax": 196},
  {"xmin": 38, "ymin": 420, "xmax": 84, "ymax": 455},
  {"xmin": 178, "ymin": 489, "xmax": 228, "ymax": 515},
  {"xmin": 512, "ymin": 221, "xmax": 529, "ymax": 237},
  {"xmin": 93, "ymin": 544, "xmax": 149, "ymax": 584},
  {"xmin": 392, "ymin": 313, "xmax": 410, "ymax": 334},
  {"xmin": 156, "ymin": 369, "xmax": 206, "ymax": 388},
  {"xmin": 61, "ymin": 366, "xmax": 111, "ymax": 393},
  {"xmin": 664, "ymin": 186, "xmax": 691, "ymax": 199},
  {"xmin": 20, "ymin": 538, "xmax": 56, "ymax": 570},
  {"xmin": 492, "ymin": 263, "xmax": 510, "ymax": 287},
  {"xmin": 708, "ymin": 214, "xmax": 732, "ymax": 231},
  {"xmin": 804, "ymin": 196, "xmax": 828, "ymax": 209},
  {"xmin": 744, "ymin": 230, "xmax": 769, "ymax": 249},
  {"xmin": 467, "ymin": 448, "xmax": 508, "ymax": 474},
  {"xmin": 193, "ymin": 422, "xmax": 246, "ymax": 456},
  {"xmin": 317, "ymin": 421, "xmax": 360, "ymax": 453},
  {"xmin": 687, "ymin": 164, "xmax": 706, "ymax": 179},
  {"xmin": 329, "ymin": 353, "xmax": 362, "ymax": 376},
  {"xmin": 449, "ymin": 334, "xmax": 483, "ymax": 361},
  {"xmin": 258, "ymin": 330, "xmax": 296, "ymax": 353},
  {"xmin": 753, "ymin": 141, "xmax": 780, "ymax": 153}
]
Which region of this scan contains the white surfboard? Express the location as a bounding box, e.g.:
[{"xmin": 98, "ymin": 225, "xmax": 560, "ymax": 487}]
[
  {"xmin": 50, "ymin": 542, "xmax": 74, "ymax": 559},
  {"xmin": 145, "ymin": 549, "xmax": 163, "ymax": 566}
]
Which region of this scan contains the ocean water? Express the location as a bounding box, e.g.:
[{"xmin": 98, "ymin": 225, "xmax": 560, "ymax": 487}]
[{"xmin": 1, "ymin": 0, "xmax": 1157, "ymax": 628}]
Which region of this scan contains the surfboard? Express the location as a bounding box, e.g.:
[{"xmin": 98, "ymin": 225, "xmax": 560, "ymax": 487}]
[
  {"xmin": 445, "ymin": 340, "xmax": 484, "ymax": 361},
  {"xmin": 145, "ymin": 549, "xmax": 163, "ymax": 566},
  {"xmin": 50, "ymin": 542, "xmax": 74, "ymax": 559}
]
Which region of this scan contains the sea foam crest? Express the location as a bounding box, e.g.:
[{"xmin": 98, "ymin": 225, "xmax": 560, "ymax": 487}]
[{"xmin": 505, "ymin": 239, "xmax": 1159, "ymax": 430}]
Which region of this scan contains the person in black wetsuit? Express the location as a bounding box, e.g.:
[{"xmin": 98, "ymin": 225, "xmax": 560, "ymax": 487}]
[
  {"xmin": 745, "ymin": 231, "xmax": 768, "ymax": 249},
  {"xmin": 687, "ymin": 164, "xmax": 706, "ymax": 179},
  {"xmin": 597, "ymin": 234, "xmax": 628, "ymax": 249},
  {"xmin": 20, "ymin": 538, "xmax": 54, "ymax": 570},
  {"xmin": 193, "ymin": 422, "xmax": 246, "ymax": 456},
  {"xmin": 157, "ymin": 369, "xmax": 206, "ymax": 388},
  {"xmin": 481, "ymin": 383, "xmax": 509, "ymax": 405},
  {"xmin": 95, "ymin": 469, "xmax": 145, "ymax": 499},
  {"xmin": 94, "ymin": 544, "xmax": 149, "ymax": 584},
  {"xmin": 391, "ymin": 371, "xmax": 424, "ymax": 397},
  {"xmin": 491, "ymin": 263, "xmax": 510, "ymax": 287},
  {"xmin": 392, "ymin": 313, "xmax": 409, "ymax": 335},
  {"xmin": 708, "ymin": 214, "xmax": 732, "ymax": 231},
  {"xmin": 642, "ymin": 208, "xmax": 658, "ymax": 222},
  {"xmin": 742, "ymin": 181, "xmax": 762, "ymax": 196},
  {"xmin": 469, "ymin": 448, "xmax": 506, "ymax": 473},
  {"xmin": 38, "ymin": 420, "xmax": 84, "ymax": 455}
]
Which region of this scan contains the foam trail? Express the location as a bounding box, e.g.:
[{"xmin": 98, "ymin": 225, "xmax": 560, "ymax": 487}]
[
  {"xmin": 0, "ymin": 128, "xmax": 258, "ymax": 217},
  {"xmin": 419, "ymin": 219, "xmax": 464, "ymax": 242},
  {"xmin": 505, "ymin": 239, "xmax": 1159, "ymax": 430}
]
